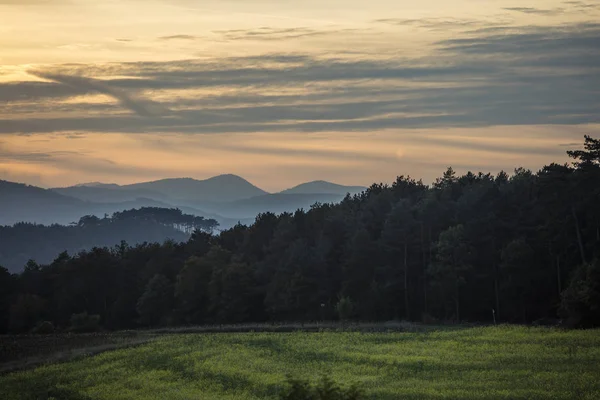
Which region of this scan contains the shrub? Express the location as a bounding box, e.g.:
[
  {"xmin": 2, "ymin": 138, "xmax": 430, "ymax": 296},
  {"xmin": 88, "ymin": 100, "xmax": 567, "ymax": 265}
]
[
  {"xmin": 559, "ymin": 259, "xmax": 600, "ymax": 328},
  {"xmin": 335, "ymin": 296, "xmax": 354, "ymax": 321},
  {"xmin": 280, "ymin": 375, "xmax": 364, "ymax": 400},
  {"xmin": 421, "ymin": 313, "xmax": 438, "ymax": 325},
  {"xmin": 69, "ymin": 312, "xmax": 101, "ymax": 333},
  {"xmin": 32, "ymin": 320, "xmax": 55, "ymax": 334},
  {"xmin": 9, "ymin": 294, "xmax": 46, "ymax": 333}
]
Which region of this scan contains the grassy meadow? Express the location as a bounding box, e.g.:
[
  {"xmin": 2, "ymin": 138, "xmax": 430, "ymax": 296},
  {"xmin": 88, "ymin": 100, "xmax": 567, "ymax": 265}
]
[{"xmin": 1, "ymin": 326, "xmax": 599, "ymax": 399}]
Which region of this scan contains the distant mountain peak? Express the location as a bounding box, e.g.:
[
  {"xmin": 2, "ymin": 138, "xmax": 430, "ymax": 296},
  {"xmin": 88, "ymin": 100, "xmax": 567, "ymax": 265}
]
[
  {"xmin": 122, "ymin": 174, "xmax": 268, "ymax": 202},
  {"xmin": 280, "ymin": 181, "xmax": 366, "ymax": 196},
  {"xmin": 131, "ymin": 174, "xmax": 250, "ymax": 184},
  {"xmin": 74, "ymin": 182, "xmax": 121, "ymax": 189},
  {"xmin": 206, "ymin": 174, "xmax": 254, "ymax": 182}
]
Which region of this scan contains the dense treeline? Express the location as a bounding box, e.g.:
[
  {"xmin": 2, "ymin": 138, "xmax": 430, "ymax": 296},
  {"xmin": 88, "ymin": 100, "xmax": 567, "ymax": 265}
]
[
  {"xmin": 1, "ymin": 137, "xmax": 599, "ymax": 333},
  {"xmin": 0, "ymin": 207, "xmax": 218, "ymax": 273}
]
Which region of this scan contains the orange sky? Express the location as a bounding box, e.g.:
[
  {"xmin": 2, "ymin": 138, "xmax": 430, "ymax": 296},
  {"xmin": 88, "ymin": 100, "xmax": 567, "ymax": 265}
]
[{"xmin": 0, "ymin": 0, "xmax": 599, "ymax": 190}]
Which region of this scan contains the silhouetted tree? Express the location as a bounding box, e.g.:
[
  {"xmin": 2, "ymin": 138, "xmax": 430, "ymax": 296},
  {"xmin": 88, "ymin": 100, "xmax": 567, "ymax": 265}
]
[
  {"xmin": 3, "ymin": 136, "xmax": 600, "ymax": 329},
  {"xmin": 137, "ymin": 274, "xmax": 173, "ymax": 326},
  {"xmin": 560, "ymin": 259, "xmax": 600, "ymax": 327},
  {"xmin": 0, "ymin": 266, "xmax": 14, "ymax": 333},
  {"xmin": 429, "ymin": 225, "xmax": 474, "ymax": 322}
]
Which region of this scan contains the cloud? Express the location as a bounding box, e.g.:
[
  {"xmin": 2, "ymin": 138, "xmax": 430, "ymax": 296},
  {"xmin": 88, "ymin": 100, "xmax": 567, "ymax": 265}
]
[
  {"xmin": 503, "ymin": 7, "xmax": 565, "ymax": 16},
  {"xmin": 0, "ymin": 0, "xmax": 57, "ymax": 3},
  {"xmin": 558, "ymin": 142, "xmax": 581, "ymax": 147},
  {"xmin": 562, "ymin": 1, "xmax": 600, "ymax": 11},
  {"xmin": 0, "ymin": 147, "xmax": 82, "ymax": 164},
  {"xmin": 215, "ymin": 27, "xmax": 359, "ymax": 41},
  {"xmin": 0, "ymin": 81, "xmax": 88, "ymax": 102},
  {"xmin": 0, "ymin": 22, "xmax": 597, "ymax": 135},
  {"xmin": 375, "ymin": 18, "xmax": 481, "ymax": 30},
  {"xmin": 158, "ymin": 35, "xmax": 199, "ymax": 41},
  {"xmin": 28, "ymin": 71, "xmax": 169, "ymax": 117},
  {"xmin": 0, "ymin": 141, "xmax": 169, "ymax": 178},
  {"xmin": 438, "ymin": 24, "xmax": 600, "ymax": 62}
]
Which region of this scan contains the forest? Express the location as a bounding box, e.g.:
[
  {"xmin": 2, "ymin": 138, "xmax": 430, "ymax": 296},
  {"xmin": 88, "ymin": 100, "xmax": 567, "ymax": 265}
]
[
  {"xmin": 1, "ymin": 136, "xmax": 599, "ymax": 334},
  {"xmin": 0, "ymin": 208, "xmax": 218, "ymax": 273}
]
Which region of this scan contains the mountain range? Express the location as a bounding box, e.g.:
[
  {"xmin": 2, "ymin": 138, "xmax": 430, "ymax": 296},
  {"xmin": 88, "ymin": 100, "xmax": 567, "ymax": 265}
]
[{"xmin": 0, "ymin": 175, "xmax": 365, "ymax": 229}]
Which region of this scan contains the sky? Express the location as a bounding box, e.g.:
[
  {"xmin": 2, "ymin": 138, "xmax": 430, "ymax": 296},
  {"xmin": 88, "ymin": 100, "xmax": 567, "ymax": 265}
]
[{"xmin": 0, "ymin": 0, "xmax": 599, "ymax": 191}]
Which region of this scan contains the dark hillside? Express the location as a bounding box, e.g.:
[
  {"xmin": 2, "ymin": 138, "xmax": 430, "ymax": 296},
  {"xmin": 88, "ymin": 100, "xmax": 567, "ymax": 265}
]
[
  {"xmin": 0, "ymin": 207, "xmax": 217, "ymax": 273},
  {"xmin": 1, "ymin": 136, "xmax": 599, "ymax": 333},
  {"xmin": 124, "ymin": 174, "xmax": 268, "ymax": 203}
]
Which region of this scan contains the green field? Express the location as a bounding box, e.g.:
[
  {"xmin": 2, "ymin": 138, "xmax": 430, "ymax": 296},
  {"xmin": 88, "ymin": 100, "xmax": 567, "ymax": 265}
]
[{"xmin": 2, "ymin": 326, "xmax": 599, "ymax": 399}]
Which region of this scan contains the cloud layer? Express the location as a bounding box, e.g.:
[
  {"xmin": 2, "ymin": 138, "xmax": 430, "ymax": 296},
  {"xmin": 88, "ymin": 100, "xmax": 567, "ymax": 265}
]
[
  {"xmin": 1, "ymin": 22, "xmax": 598, "ymax": 136},
  {"xmin": 1, "ymin": 0, "xmax": 599, "ymax": 187}
]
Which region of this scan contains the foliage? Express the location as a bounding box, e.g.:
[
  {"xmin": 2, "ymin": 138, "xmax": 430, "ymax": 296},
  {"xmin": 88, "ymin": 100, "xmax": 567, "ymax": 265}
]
[
  {"xmin": 137, "ymin": 275, "xmax": 173, "ymax": 327},
  {"xmin": 335, "ymin": 297, "xmax": 354, "ymax": 321},
  {"xmin": 1, "ymin": 327, "xmax": 600, "ymax": 399},
  {"xmin": 0, "ymin": 206, "xmax": 216, "ymax": 273},
  {"xmin": 281, "ymin": 375, "xmax": 364, "ymax": 400},
  {"xmin": 0, "ymin": 266, "xmax": 14, "ymax": 332},
  {"xmin": 428, "ymin": 225, "xmax": 474, "ymax": 322},
  {"xmin": 2, "ymin": 136, "xmax": 600, "ymax": 332},
  {"xmin": 70, "ymin": 312, "xmax": 101, "ymax": 333},
  {"xmin": 560, "ymin": 259, "xmax": 600, "ymax": 328},
  {"xmin": 31, "ymin": 321, "xmax": 55, "ymax": 334},
  {"xmin": 567, "ymin": 135, "xmax": 600, "ymax": 167},
  {"xmin": 9, "ymin": 294, "xmax": 46, "ymax": 333}
]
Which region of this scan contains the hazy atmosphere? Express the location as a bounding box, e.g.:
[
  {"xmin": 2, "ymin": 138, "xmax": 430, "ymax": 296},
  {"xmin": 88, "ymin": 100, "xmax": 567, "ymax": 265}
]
[
  {"xmin": 2, "ymin": 2, "xmax": 600, "ymax": 398},
  {"xmin": 1, "ymin": 0, "xmax": 599, "ymax": 190}
]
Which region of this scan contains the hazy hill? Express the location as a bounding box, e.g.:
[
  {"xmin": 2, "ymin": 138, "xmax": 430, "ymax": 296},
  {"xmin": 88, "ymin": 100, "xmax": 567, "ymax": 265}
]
[
  {"xmin": 52, "ymin": 185, "xmax": 170, "ymax": 204},
  {"xmin": 1, "ymin": 180, "xmax": 236, "ymax": 228},
  {"xmin": 123, "ymin": 175, "xmax": 267, "ymax": 203},
  {"xmin": 0, "ymin": 212, "xmax": 192, "ymax": 273},
  {"xmin": 279, "ymin": 180, "xmax": 365, "ymax": 196},
  {"xmin": 209, "ymin": 193, "xmax": 350, "ymax": 219},
  {"xmin": 52, "ymin": 174, "xmax": 267, "ymax": 204},
  {"xmin": 4, "ymin": 176, "xmax": 365, "ymax": 228},
  {"xmin": 0, "ymin": 180, "xmax": 88, "ymax": 226},
  {"xmin": 75, "ymin": 182, "xmax": 121, "ymax": 189}
]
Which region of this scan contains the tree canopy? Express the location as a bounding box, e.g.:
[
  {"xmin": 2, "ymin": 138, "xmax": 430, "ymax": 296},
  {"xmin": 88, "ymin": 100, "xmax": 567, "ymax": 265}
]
[
  {"xmin": 2, "ymin": 137, "xmax": 600, "ymax": 332},
  {"xmin": 0, "ymin": 207, "xmax": 218, "ymax": 273}
]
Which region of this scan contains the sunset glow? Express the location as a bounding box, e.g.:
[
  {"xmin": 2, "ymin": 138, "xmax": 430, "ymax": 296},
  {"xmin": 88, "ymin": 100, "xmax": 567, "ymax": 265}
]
[{"xmin": 1, "ymin": 0, "xmax": 599, "ymax": 189}]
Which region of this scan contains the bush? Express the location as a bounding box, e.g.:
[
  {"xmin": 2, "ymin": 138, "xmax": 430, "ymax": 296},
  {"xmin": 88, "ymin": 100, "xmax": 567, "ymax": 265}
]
[
  {"xmin": 69, "ymin": 312, "xmax": 101, "ymax": 333},
  {"xmin": 335, "ymin": 297, "xmax": 354, "ymax": 321},
  {"xmin": 32, "ymin": 320, "xmax": 55, "ymax": 334},
  {"xmin": 280, "ymin": 375, "xmax": 364, "ymax": 400},
  {"xmin": 9, "ymin": 294, "xmax": 46, "ymax": 333},
  {"xmin": 421, "ymin": 313, "xmax": 438, "ymax": 325},
  {"xmin": 559, "ymin": 259, "xmax": 600, "ymax": 328}
]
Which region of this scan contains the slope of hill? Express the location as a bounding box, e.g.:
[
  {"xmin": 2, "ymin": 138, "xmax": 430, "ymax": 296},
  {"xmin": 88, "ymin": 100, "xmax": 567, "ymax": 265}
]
[
  {"xmin": 0, "ymin": 214, "xmax": 191, "ymax": 273},
  {"xmin": 0, "ymin": 180, "xmax": 89, "ymax": 226},
  {"xmin": 4, "ymin": 176, "xmax": 365, "ymax": 228},
  {"xmin": 123, "ymin": 174, "xmax": 267, "ymax": 203},
  {"xmin": 2, "ymin": 180, "xmax": 238, "ymax": 228},
  {"xmin": 279, "ymin": 180, "xmax": 365, "ymax": 196},
  {"xmin": 75, "ymin": 182, "xmax": 121, "ymax": 189},
  {"xmin": 209, "ymin": 193, "xmax": 349, "ymax": 219},
  {"xmin": 52, "ymin": 185, "xmax": 170, "ymax": 203}
]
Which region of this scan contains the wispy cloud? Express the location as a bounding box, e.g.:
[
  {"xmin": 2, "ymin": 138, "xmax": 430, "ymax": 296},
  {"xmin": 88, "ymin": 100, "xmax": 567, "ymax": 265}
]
[
  {"xmin": 28, "ymin": 71, "xmax": 170, "ymax": 117},
  {"xmin": 158, "ymin": 35, "xmax": 199, "ymax": 41},
  {"xmin": 562, "ymin": 1, "xmax": 600, "ymax": 11},
  {"xmin": 0, "ymin": 140, "xmax": 169, "ymax": 179},
  {"xmin": 215, "ymin": 26, "xmax": 360, "ymax": 41},
  {"xmin": 375, "ymin": 18, "xmax": 483, "ymax": 30},
  {"xmin": 2, "ymin": 0, "xmax": 598, "ymax": 187},
  {"xmin": 0, "ymin": 0, "xmax": 58, "ymax": 3},
  {"xmin": 0, "ymin": 22, "xmax": 596, "ymax": 136},
  {"xmin": 503, "ymin": 7, "xmax": 565, "ymax": 16}
]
